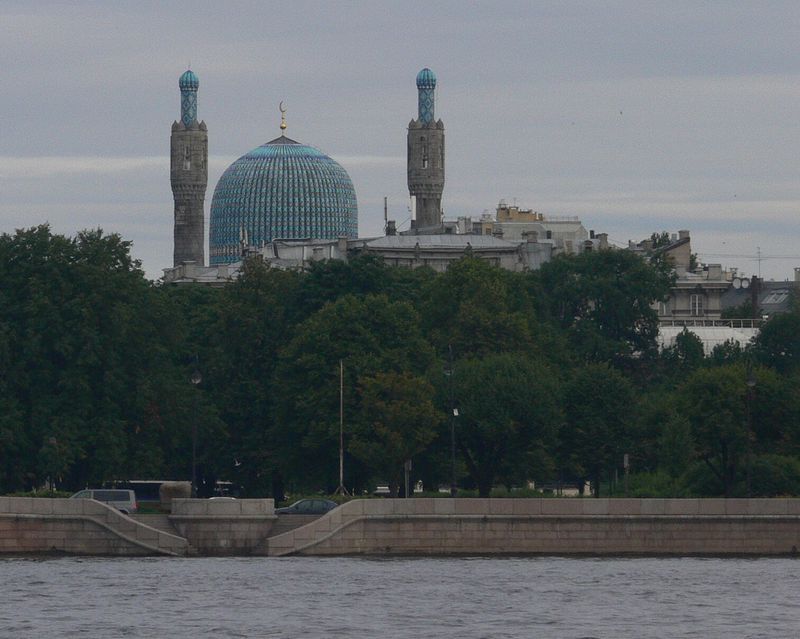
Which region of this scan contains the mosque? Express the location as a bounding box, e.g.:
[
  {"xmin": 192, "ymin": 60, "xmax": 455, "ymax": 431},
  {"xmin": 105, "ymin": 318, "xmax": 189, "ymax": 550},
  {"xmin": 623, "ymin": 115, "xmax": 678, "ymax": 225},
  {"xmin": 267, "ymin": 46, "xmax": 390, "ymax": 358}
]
[
  {"xmin": 170, "ymin": 68, "xmax": 359, "ymax": 268},
  {"xmin": 165, "ymin": 67, "xmax": 594, "ymax": 283}
]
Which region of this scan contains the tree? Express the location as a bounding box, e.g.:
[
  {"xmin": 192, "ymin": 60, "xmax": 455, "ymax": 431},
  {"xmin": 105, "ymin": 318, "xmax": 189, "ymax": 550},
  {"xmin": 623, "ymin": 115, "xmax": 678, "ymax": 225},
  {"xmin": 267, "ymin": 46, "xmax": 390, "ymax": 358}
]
[
  {"xmin": 678, "ymin": 365, "xmax": 748, "ymax": 497},
  {"xmin": 661, "ymin": 328, "xmax": 705, "ymax": 373},
  {"xmin": 753, "ymin": 311, "xmax": 800, "ymax": 374},
  {"xmin": 199, "ymin": 259, "xmax": 300, "ymax": 497},
  {"xmin": 537, "ymin": 250, "xmax": 673, "ymax": 365},
  {"xmin": 649, "ymin": 232, "xmax": 672, "ymax": 249},
  {"xmin": 0, "ymin": 225, "xmax": 226, "ymax": 492},
  {"xmin": 451, "ymin": 353, "xmax": 560, "ymax": 497},
  {"xmin": 350, "ymin": 371, "xmax": 442, "ymax": 496},
  {"xmin": 274, "ymin": 294, "xmax": 435, "ymax": 492},
  {"xmin": 708, "ymin": 339, "xmax": 745, "ymax": 366},
  {"xmin": 561, "ymin": 364, "xmax": 634, "ymax": 496},
  {"xmin": 420, "ymin": 257, "xmax": 537, "ymax": 360}
]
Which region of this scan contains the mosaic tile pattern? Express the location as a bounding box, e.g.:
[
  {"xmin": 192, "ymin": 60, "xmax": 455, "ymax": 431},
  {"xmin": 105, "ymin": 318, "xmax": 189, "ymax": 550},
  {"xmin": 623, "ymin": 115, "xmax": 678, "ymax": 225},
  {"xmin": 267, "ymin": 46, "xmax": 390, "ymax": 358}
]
[
  {"xmin": 179, "ymin": 69, "xmax": 199, "ymax": 127},
  {"xmin": 416, "ymin": 67, "xmax": 436, "ymax": 124},
  {"xmin": 209, "ymin": 136, "xmax": 358, "ymax": 265}
]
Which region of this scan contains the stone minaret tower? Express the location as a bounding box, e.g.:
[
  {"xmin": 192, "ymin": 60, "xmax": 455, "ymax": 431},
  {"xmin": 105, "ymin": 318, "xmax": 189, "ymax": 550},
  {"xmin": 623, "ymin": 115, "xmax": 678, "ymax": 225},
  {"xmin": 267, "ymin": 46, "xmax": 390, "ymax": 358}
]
[
  {"xmin": 171, "ymin": 69, "xmax": 208, "ymax": 266},
  {"xmin": 407, "ymin": 68, "xmax": 445, "ymax": 230}
]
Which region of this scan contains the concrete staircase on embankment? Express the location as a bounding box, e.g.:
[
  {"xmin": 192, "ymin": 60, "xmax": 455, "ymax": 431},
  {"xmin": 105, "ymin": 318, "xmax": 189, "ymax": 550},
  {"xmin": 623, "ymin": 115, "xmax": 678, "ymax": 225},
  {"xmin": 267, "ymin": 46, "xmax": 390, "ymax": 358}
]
[
  {"xmin": 132, "ymin": 513, "xmax": 181, "ymax": 536},
  {"xmin": 264, "ymin": 498, "xmax": 800, "ymax": 556},
  {"xmin": 0, "ymin": 497, "xmax": 189, "ymax": 556},
  {"xmin": 268, "ymin": 514, "xmax": 320, "ymax": 537}
]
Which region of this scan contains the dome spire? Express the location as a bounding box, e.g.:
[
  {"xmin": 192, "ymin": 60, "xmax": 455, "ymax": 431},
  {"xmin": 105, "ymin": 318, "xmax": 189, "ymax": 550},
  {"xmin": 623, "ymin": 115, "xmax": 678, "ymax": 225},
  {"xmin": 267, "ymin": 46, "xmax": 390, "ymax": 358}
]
[
  {"xmin": 178, "ymin": 68, "xmax": 199, "ymax": 127},
  {"xmin": 416, "ymin": 67, "xmax": 436, "ymax": 124},
  {"xmin": 279, "ymin": 101, "xmax": 287, "ymax": 133}
]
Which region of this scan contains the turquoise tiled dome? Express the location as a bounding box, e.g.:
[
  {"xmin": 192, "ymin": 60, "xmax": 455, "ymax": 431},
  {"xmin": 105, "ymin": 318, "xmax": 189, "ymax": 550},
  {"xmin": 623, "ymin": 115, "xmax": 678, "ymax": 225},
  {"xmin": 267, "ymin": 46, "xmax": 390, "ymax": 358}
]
[
  {"xmin": 179, "ymin": 69, "xmax": 199, "ymax": 90},
  {"xmin": 416, "ymin": 68, "xmax": 436, "ymax": 89},
  {"xmin": 209, "ymin": 136, "xmax": 358, "ymax": 264}
]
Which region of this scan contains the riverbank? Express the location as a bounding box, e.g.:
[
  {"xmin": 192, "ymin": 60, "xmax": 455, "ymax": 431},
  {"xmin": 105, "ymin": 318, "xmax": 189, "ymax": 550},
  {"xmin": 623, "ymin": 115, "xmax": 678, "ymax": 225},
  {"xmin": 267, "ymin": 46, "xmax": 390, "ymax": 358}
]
[{"xmin": 2, "ymin": 496, "xmax": 799, "ymax": 557}]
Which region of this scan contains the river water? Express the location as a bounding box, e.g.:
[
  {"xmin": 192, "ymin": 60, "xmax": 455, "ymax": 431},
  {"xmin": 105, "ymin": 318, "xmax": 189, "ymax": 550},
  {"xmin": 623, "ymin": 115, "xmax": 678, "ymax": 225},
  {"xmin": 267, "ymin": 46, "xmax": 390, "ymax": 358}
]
[{"xmin": 1, "ymin": 556, "xmax": 797, "ymax": 638}]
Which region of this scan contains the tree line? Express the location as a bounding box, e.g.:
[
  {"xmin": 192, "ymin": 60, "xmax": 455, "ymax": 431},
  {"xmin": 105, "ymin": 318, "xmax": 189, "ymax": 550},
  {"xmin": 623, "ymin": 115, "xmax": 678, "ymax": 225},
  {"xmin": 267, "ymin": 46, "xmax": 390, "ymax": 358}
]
[{"xmin": 1, "ymin": 225, "xmax": 799, "ymax": 498}]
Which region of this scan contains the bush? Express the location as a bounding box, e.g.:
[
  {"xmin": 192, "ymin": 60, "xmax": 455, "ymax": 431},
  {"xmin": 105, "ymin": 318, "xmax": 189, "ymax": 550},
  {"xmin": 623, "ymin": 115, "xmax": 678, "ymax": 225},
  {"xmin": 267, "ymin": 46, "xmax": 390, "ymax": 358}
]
[
  {"xmin": 626, "ymin": 471, "xmax": 692, "ymax": 497},
  {"xmin": 4, "ymin": 489, "xmax": 72, "ymax": 498},
  {"xmin": 750, "ymin": 454, "xmax": 800, "ymax": 496}
]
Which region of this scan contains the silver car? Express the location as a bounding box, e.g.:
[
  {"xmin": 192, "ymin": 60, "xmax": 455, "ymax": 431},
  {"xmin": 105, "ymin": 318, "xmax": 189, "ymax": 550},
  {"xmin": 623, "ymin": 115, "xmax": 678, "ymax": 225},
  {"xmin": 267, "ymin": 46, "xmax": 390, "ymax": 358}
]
[{"xmin": 70, "ymin": 489, "xmax": 138, "ymax": 514}]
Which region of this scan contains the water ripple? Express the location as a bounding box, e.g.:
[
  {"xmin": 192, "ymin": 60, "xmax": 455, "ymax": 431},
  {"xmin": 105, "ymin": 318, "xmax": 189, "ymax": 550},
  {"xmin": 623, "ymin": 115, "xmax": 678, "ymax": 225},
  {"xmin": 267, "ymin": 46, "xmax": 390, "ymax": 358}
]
[{"xmin": 0, "ymin": 556, "xmax": 798, "ymax": 638}]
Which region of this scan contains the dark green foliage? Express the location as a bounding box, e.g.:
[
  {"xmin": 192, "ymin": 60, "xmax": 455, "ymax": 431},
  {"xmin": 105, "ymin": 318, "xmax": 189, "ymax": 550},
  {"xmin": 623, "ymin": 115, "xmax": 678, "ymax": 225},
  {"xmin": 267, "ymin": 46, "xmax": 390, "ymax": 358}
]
[
  {"xmin": 720, "ymin": 299, "xmax": 757, "ymax": 320},
  {"xmin": 561, "ymin": 364, "xmax": 634, "ymax": 496},
  {"xmin": 663, "ymin": 329, "xmax": 705, "ymax": 372},
  {"xmin": 708, "ymin": 339, "xmax": 745, "ymax": 366},
  {"xmin": 3, "ymin": 226, "xmax": 800, "ymax": 498},
  {"xmin": 753, "ymin": 310, "xmax": 800, "ymax": 373},
  {"xmin": 420, "ymin": 257, "xmax": 537, "ymax": 360},
  {"xmin": 451, "ymin": 353, "xmax": 560, "ymax": 497},
  {"xmin": 537, "ymin": 250, "xmax": 673, "ymax": 365},
  {"xmin": 649, "ymin": 232, "xmax": 672, "ymax": 249},
  {"xmin": 273, "ymin": 294, "xmax": 435, "ymax": 493},
  {"xmin": 350, "ymin": 371, "xmax": 442, "ymax": 496}
]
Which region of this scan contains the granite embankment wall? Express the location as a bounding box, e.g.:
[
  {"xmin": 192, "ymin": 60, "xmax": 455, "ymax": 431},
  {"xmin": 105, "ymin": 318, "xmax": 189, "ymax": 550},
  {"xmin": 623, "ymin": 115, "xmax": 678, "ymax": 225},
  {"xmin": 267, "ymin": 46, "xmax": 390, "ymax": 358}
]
[
  {"xmin": 267, "ymin": 498, "xmax": 800, "ymax": 556},
  {"xmin": 4, "ymin": 497, "xmax": 800, "ymax": 557},
  {"xmin": 0, "ymin": 497, "xmax": 187, "ymax": 556},
  {"xmin": 170, "ymin": 498, "xmax": 276, "ymax": 555}
]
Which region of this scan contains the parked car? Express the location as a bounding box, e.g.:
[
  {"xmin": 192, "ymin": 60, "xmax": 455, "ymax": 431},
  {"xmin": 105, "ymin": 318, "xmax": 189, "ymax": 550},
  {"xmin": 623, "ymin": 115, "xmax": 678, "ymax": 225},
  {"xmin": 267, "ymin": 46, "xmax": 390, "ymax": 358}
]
[
  {"xmin": 70, "ymin": 489, "xmax": 138, "ymax": 514},
  {"xmin": 275, "ymin": 498, "xmax": 337, "ymax": 515}
]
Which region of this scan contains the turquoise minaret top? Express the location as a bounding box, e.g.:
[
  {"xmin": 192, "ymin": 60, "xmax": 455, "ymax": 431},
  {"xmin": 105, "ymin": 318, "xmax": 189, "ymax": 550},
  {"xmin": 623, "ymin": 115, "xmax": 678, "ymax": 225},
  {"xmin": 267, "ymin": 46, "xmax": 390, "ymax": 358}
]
[
  {"xmin": 179, "ymin": 69, "xmax": 199, "ymax": 127},
  {"xmin": 416, "ymin": 67, "xmax": 436, "ymax": 124}
]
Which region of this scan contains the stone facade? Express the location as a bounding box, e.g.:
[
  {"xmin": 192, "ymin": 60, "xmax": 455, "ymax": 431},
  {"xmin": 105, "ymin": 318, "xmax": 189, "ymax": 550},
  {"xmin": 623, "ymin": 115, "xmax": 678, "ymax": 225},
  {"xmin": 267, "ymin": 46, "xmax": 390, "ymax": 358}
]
[
  {"xmin": 0, "ymin": 496, "xmax": 187, "ymax": 556},
  {"xmin": 408, "ymin": 69, "xmax": 445, "ymax": 230},
  {"xmin": 267, "ymin": 498, "xmax": 800, "ymax": 556},
  {"xmin": 171, "ymin": 70, "xmax": 208, "ymax": 266},
  {"xmin": 169, "ymin": 498, "xmax": 276, "ymax": 556}
]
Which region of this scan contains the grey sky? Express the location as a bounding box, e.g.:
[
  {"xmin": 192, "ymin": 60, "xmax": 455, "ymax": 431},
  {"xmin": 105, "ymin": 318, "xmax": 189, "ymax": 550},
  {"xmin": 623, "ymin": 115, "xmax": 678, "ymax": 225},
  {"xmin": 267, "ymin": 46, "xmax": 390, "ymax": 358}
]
[{"xmin": 2, "ymin": 1, "xmax": 800, "ymax": 279}]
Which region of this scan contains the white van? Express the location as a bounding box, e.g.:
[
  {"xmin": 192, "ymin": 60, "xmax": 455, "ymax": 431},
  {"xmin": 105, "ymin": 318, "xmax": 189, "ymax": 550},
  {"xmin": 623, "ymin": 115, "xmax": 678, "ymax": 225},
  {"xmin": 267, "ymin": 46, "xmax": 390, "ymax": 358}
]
[{"xmin": 70, "ymin": 489, "xmax": 138, "ymax": 514}]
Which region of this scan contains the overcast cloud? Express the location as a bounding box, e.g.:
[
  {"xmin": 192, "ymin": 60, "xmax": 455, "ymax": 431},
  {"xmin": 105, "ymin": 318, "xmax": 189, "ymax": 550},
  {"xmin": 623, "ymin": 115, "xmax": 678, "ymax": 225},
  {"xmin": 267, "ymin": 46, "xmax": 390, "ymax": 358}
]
[{"xmin": 2, "ymin": 0, "xmax": 800, "ymax": 279}]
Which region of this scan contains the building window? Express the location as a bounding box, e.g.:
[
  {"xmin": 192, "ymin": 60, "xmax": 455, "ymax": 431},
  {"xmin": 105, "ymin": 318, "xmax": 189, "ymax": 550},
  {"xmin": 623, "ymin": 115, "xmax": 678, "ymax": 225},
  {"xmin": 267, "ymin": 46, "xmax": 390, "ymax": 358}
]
[
  {"xmin": 690, "ymin": 294, "xmax": 704, "ymax": 316},
  {"xmin": 183, "ymin": 146, "xmax": 191, "ymax": 170},
  {"xmin": 422, "ymin": 144, "xmax": 429, "ymax": 169}
]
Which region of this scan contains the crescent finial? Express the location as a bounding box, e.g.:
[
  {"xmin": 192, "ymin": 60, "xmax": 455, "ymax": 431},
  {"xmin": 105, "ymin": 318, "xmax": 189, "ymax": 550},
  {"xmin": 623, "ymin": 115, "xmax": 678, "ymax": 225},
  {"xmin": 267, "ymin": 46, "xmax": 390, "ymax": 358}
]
[{"xmin": 279, "ymin": 101, "xmax": 287, "ymax": 131}]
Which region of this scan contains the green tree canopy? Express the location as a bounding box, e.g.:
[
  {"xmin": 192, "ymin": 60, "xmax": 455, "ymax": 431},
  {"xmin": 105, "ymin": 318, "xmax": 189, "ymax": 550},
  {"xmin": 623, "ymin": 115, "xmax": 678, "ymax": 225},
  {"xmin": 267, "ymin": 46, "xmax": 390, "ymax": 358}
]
[
  {"xmin": 451, "ymin": 353, "xmax": 561, "ymax": 497},
  {"xmin": 538, "ymin": 250, "xmax": 673, "ymax": 365},
  {"xmin": 273, "ymin": 294, "xmax": 435, "ymax": 492},
  {"xmin": 561, "ymin": 363, "xmax": 635, "ymax": 496},
  {"xmin": 350, "ymin": 371, "xmax": 442, "ymax": 496}
]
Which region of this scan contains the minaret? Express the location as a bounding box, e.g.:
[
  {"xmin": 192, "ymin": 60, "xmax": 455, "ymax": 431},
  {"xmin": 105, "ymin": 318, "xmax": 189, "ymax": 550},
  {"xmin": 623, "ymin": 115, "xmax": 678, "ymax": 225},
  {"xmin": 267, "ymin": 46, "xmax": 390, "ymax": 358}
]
[
  {"xmin": 407, "ymin": 68, "xmax": 445, "ymax": 230},
  {"xmin": 171, "ymin": 69, "xmax": 208, "ymax": 266}
]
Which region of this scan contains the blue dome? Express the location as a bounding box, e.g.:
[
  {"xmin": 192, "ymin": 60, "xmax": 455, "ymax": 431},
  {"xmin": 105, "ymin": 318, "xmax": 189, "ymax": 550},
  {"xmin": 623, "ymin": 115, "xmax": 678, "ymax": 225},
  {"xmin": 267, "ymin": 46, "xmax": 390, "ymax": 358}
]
[
  {"xmin": 179, "ymin": 69, "xmax": 199, "ymax": 90},
  {"xmin": 209, "ymin": 136, "xmax": 358, "ymax": 265},
  {"xmin": 416, "ymin": 68, "xmax": 436, "ymax": 89}
]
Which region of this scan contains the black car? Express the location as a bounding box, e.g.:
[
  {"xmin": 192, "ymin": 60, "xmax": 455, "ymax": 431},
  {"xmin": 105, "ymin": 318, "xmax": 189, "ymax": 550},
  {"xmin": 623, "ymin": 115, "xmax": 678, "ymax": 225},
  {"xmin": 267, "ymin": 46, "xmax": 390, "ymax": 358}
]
[{"xmin": 275, "ymin": 498, "xmax": 337, "ymax": 515}]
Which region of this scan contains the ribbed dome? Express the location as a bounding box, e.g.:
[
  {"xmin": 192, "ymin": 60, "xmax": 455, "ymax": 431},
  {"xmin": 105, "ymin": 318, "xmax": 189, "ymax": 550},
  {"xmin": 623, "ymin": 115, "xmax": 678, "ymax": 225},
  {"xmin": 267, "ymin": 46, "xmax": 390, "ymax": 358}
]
[
  {"xmin": 416, "ymin": 68, "xmax": 436, "ymax": 89},
  {"xmin": 209, "ymin": 136, "xmax": 358, "ymax": 265},
  {"xmin": 179, "ymin": 69, "xmax": 199, "ymax": 90}
]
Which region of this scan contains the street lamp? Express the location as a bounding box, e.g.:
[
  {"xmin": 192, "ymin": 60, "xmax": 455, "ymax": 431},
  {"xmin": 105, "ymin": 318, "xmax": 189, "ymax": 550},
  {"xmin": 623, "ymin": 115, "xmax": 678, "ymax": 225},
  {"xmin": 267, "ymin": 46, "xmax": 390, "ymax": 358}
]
[
  {"xmin": 745, "ymin": 366, "xmax": 756, "ymax": 498},
  {"xmin": 190, "ymin": 368, "xmax": 202, "ymax": 498},
  {"xmin": 444, "ymin": 344, "xmax": 457, "ymax": 497}
]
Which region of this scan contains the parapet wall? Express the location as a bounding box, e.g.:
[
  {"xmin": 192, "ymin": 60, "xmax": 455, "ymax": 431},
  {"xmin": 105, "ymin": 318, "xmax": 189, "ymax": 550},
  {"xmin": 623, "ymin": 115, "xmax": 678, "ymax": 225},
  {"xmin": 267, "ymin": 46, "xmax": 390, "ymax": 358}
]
[
  {"xmin": 170, "ymin": 498, "xmax": 276, "ymax": 555},
  {"xmin": 266, "ymin": 498, "xmax": 800, "ymax": 556},
  {"xmin": 0, "ymin": 497, "xmax": 188, "ymax": 556}
]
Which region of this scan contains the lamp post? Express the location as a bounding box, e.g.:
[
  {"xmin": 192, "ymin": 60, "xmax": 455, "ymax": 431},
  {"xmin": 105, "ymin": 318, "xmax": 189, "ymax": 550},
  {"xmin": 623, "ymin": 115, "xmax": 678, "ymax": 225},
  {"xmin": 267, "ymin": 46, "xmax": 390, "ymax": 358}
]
[
  {"xmin": 47, "ymin": 436, "xmax": 58, "ymax": 492},
  {"xmin": 444, "ymin": 344, "xmax": 458, "ymax": 497},
  {"xmin": 190, "ymin": 368, "xmax": 202, "ymax": 498},
  {"xmin": 745, "ymin": 366, "xmax": 756, "ymax": 498}
]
